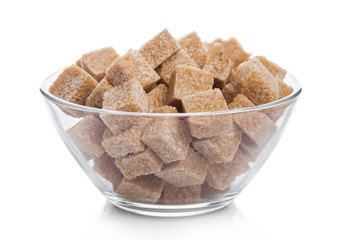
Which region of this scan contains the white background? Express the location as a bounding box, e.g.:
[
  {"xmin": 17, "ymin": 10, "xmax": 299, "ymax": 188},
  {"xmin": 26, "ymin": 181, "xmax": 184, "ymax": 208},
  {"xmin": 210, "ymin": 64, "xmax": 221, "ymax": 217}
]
[{"xmin": 0, "ymin": 0, "xmax": 339, "ymax": 239}]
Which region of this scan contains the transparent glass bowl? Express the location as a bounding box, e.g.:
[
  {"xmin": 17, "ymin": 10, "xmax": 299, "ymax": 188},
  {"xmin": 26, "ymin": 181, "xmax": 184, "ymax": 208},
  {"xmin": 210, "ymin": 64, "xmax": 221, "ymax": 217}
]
[{"xmin": 40, "ymin": 70, "xmax": 301, "ymax": 217}]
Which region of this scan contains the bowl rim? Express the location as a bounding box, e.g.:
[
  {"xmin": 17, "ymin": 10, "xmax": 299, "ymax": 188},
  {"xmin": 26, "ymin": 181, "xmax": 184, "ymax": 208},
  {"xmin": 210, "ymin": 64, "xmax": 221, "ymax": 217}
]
[{"xmin": 40, "ymin": 69, "xmax": 302, "ymax": 117}]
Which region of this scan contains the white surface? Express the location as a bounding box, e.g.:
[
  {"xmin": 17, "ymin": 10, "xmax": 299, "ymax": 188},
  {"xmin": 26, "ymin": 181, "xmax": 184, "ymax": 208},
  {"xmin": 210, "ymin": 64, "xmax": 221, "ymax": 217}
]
[{"xmin": 0, "ymin": 0, "xmax": 339, "ymax": 239}]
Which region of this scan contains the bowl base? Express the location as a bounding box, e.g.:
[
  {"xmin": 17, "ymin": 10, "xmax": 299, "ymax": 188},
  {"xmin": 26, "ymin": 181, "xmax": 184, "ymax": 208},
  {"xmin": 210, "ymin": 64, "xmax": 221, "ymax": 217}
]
[{"xmin": 104, "ymin": 192, "xmax": 237, "ymax": 217}]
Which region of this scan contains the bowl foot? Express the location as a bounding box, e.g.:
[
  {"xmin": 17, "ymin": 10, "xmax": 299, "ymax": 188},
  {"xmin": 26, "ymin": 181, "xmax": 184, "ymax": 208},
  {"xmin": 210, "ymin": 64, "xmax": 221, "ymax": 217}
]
[{"xmin": 104, "ymin": 192, "xmax": 237, "ymax": 217}]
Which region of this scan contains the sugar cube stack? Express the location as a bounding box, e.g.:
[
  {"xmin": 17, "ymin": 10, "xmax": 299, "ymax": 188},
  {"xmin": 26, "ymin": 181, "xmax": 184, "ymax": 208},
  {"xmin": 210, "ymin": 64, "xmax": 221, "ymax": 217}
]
[{"xmin": 50, "ymin": 29, "xmax": 294, "ymax": 205}]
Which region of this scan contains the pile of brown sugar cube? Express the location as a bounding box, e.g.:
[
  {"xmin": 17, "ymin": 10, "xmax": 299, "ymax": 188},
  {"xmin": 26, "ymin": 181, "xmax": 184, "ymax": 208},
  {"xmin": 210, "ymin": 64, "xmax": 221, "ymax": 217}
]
[{"xmin": 50, "ymin": 29, "xmax": 293, "ymax": 204}]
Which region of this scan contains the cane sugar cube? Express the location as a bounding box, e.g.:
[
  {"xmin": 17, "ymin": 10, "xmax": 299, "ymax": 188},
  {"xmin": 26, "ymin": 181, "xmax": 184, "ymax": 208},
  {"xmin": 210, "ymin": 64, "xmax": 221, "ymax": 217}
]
[
  {"xmin": 105, "ymin": 50, "xmax": 160, "ymax": 91},
  {"xmin": 155, "ymin": 148, "xmax": 208, "ymax": 187},
  {"xmin": 229, "ymin": 94, "xmax": 277, "ymax": 145},
  {"xmin": 139, "ymin": 29, "xmax": 181, "ymax": 69},
  {"xmin": 228, "ymin": 69, "xmax": 237, "ymax": 84},
  {"xmin": 265, "ymin": 103, "xmax": 289, "ymax": 122},
  {"xmin": 49, "ymin": 65, "xmax": 98, "ymax": 105},
  {"xmin": 147, "ymin": 84, "xmax": 168, "ymax": 111},
  {"xmin": 182, "ymin": 89, "xmax": 227, "ymax": 113},
  {"xmin": 201, "ymin": 181, "xmax": 229, "ymax": 199},
  {"xmin": 221, "ymin": 38, "xmax": 250, "ymax": 67},
  {"xmin": 102, "ymin": 128, "xmax": 113, "ymax": 140},
  {"xmin": 100, "ymin": 114, "xmax": 152, "ymax": 136},
  {"xmin": 233, "ymin": 111, "xmax": 277, "ymax": 145},
  {"xmin": 157, "ymin": 49, "xmax": 197, "ymax": 86},
  {"xmin": 115, "ymin": 149, "xmax": 163, "ymax": 180},
  {"xmin": 116, "ymin": 175, "xmax": 164, "ymax": 204},
  {"xmin": 255, "ymin": 56, "xmax": 292, "ymax": 99},
  {"xmin": 203, "ymin": 43, "xmax": 234, "ymax": 88},
  {"xmin": 85, "ymin": 78, "xmax": 113, "ymax": 108},
  {"xmin": 235, "ymin": 58, "xmax": 280, "ymax": 105},
  {"xmin": 193, "ymin": 124, "xmax": 242, "ymax": 164},
  {"xmin": 186, "ymin": 114, "xmax": 234, "ymax": 139},
  {"xmin": 206, "ymin": 150, "xmax": 250, "ymax": 190},
  {"xmin": 75, "ymin": 59, "xmax": 82, "ymax": 68},
  {"xmin": 67, "ymin": 115, "xmax": 106, "ymax": 159},
  {"xmin": 239, "ymin": 132, "xmax": 262, "ymax": 162},
  {"xmin": 228, "ymin": 94, "xmax": 255, "ymax": 110},
  {"xmin": 178, "ymin": 32, "xmax": 207, "ymax": 69},
  {"xmin": 182, "ymin": 89, "xmax": 232, "ymax": 139},
  {"xmin": 141, "ymin": 119, "xmax": 192, "ymax": 164},
  {"xmin": 222, "ymin": 82, "xmax": 240, "ymax": 104},
  {"xmin": 204, "ymin": 38, "xmax": 223, "ymax": 51},
  {"xmin": 102, "ymin": 80, "xmax": 148, "ymax": 113},
  {"xmin": 102, "ymin": 125, "xmax": 145, "ymax": 159},
  {"xmin": 255, "ymin": 56, "xmax": 287, "ymax": 81},
  {"xmin": 278, "ymin": 79, "xmax": 293, "ymax": 99},
  {"xmin": 151, "ymin": 106, "xmax": 179, "ymax": 113},
  {"xmin": 93, "ymin": 153, "xmax": 123, "ymax": 189},
  {"xmin": 81, "ymin": 47, "xmax": 119, "ymax": 81},
  {"xmin": 167, "ymin": 65, "xmax": 214, "ymax": 107},
  {"xmin": 163, "ymin": 183, "xmax": 201, "ymax": 205}
]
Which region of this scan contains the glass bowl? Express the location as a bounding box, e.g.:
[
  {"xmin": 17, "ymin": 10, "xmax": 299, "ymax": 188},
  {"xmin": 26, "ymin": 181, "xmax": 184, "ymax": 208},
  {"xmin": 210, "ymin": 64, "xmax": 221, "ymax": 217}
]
[{"xmin": 40, "ymin": 69, "xmax": 301, "ymax": 217}]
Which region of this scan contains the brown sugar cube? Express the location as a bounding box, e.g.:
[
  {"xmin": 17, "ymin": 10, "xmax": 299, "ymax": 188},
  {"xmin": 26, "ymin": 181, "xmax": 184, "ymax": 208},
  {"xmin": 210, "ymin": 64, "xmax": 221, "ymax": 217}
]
[
  {"xmin": 163, "ymin": 183, "xmax": 201, "ymax": 205},
  {"xmin": 182, "ymin": 89, "xmax": 228, "ymax": 113},
  {"xmin": 155, "ymin": 148, "xmax": 208, "ymax": 187},
  {"xmin": 193, "ymin": 124, "xmax": 242, "ymax": 164},
  {"xmin": 233, "ymin": 112, "xmax": 277, "ymax": 145},
  {"xmin": 85, "ymin": 78, "xmax": 113, "ymax": 108},
  {"xmin": 182, "ymin": 89, "xmax": 233, "ymax": 139},
  {"xmin": 233, "ymin": 111, "xmax": 277, "ymax": 146},
  {"xmin": 67, "ymin": 115, "xmax": 106, "ymax": 159},
  {"xmin": 93, "ymin": 153, "xmax": 123, "ymax": 189},
  {"xmin": 81, "ymin": 47, "xmax": 119, "ymax": 81},
  {"xmin": 264, "ymin": 102, "xmax": 291, "ymax": 122},
  {"xmin": 278, "ymin": 79, "xmax": 293, "ymax": 99},
  {"xmin": 229, "ymin": 94, "xmax": 277, "ymax": 145},
  {"xmin": 227, "ymin": 69, "xmax": 237, "ymax": 84},
  {"xmin": 228, "ymin": 94, "xmax": 255, "ymax": 110},
  {"xmin": 255, "ymin": 56, "xmax": 292, "ymax": 99},
  {"xmin": 147, "ymin": 84, "xmax": 168, "ymax": 111},
  {"xmin": 203, "ymin": 43, "xmax": 234, "ymax": 88},
  {"xmin": 115, "ymin": 148, "xmax": 163, "ymax": 180},
  {"xmin": 102, "ymin": 80, "xmax": 148, "ymax": 113},
  {"xmin": 156, "ymin": 49, "xmax": 197, "ymax": 86},
  {"xmin": 222, "ymin": 82, "xmax": 240, "ymax": 104},
  {"xmin": 57, "ymin": 105, "xmax": 86, "ymax": 119},
  {"xmin": 100, "ymin": 113, "xmax": 152, "ymax": 136},
  {"xmin": 102, "ymin": 128, "xmax": 113, "ymax": 140},
  {"xmin": 141, "ymin": 119, "xmax": 192, "ymax": 164},
  {"xmin": 105, "ymin": 50, "xmax": 160, "ymax": 91},
  {"xmin": 49, "ymin": 65, "xmax": 98, "ymax": 105},
  {"xmin": 116, "ymin": 174, "xmax": 164, "ymax": 204},
  {"xmin": 139, "ymin": 29, "xmax": 181, "ymax": 69},
  {"xmin": 178, "ymin": 32, "xmax": 207, "ymax": 69},
  {"xmin": 239, "ymin": 132, "xmax": 262, "ymax": 163},
  {"xmin": 102, "ymin": 125, "xmax": 145, "ymax": 159},
  {"xmin": 75, "ymin": 58, "xmax": 82, "ymax": 68},
  {"xmin": 221, "ymin": 38, "xmax": 250, "ymax": 67},
  {"xmin": 167, "ymin": 65, "xmax": 214, "ymax": 107},
  {"xmin": 200, "ymin": 181, "xmax": 229, "ymax": 200},
  {"xmin": 255, "ymin": 56, "xmax": 287, "ymax": 81},
  {"xmin": 151, "ymin": 106, "xmax": 179, "ymax": 113},
  {"xmin": 235, "ymin": 58, "xmax": 279, "ymax": 105},
  {"xmin": 206, "ymin": 150, "xmax": 250, "ymax": 190},
  {"xmin": 204, "ymin": 38, "xmax": 223, "ymax": 51}
]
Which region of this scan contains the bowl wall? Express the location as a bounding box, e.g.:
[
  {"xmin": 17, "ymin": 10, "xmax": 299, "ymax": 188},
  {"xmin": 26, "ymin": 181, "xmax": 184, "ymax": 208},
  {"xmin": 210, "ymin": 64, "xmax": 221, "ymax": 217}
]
[{"xmin": 41, "ymin": 70, "xmax": 301, "ymax": 216}]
